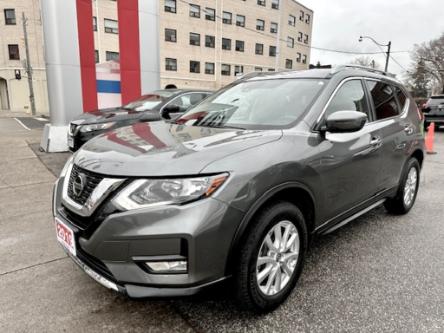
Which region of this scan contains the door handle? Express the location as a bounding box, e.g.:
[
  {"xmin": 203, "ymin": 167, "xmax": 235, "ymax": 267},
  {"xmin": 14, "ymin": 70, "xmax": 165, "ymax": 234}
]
[
  {"xmin": 404, "ymin": 124, "xmax": 414, "ymax": 135},
  {"xmin": 370, "ymin": 136, "xmax": 382, "ymax": 146}
]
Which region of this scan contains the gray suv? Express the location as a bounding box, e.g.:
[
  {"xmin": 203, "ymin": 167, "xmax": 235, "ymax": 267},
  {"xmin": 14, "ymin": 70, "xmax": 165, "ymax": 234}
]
[{"xmin": 53, "ymin": 66, "xmax": 424, "ymax": 313}]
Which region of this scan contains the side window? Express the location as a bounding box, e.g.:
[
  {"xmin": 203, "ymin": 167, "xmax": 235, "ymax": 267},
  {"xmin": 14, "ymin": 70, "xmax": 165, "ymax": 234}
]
[
  {"xmin": 366, "ymin": 81, "xmax": 400, "ymax": 120},
  {"xmin": 169, "ymin": 93, "xmax": 206, "ymax": 111},
  {"xmin": 325, "ymin": 80, "xmax": 370, "ymax": 119}
]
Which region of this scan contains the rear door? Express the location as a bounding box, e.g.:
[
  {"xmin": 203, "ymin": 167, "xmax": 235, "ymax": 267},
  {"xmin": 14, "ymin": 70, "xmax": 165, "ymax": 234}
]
[{"xmin": 364, "ymin": 80, "xmax": 408, "ymax": 190}]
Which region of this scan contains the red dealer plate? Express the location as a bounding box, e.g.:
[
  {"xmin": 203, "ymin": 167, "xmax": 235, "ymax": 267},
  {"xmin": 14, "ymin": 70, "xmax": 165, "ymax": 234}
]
[{"xmin": 55, "ymin": 218, "xmax": 76, "ymax": 256}]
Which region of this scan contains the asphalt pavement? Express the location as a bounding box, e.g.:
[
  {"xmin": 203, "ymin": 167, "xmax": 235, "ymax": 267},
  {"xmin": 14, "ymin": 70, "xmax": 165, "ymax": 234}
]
[{"xmin": 0, "ymin": 115, "xmax": 443, "ymax": 332}]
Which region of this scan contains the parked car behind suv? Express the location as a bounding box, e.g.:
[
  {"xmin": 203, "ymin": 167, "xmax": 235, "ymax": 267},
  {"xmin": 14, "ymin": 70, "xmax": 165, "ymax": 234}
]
[
  {"xmin": 422, "ymin": 95, "xmax": 444, "ymax": 130},
  {"xmin": 54, "ymin": 67, "xmax": 424, "ymax": 313},
  {"xmin": 67, "ymin": 89, "xmax": 211, "ymax": 151}
]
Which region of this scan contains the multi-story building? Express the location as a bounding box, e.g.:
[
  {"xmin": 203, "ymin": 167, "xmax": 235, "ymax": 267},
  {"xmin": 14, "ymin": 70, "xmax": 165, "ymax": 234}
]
[
  {"xmin": 0, "ymin": 0, "xmax": 313, "ymax": 114},
  {"xmin": 159, "ymin": 0, "xmax": 313, "ymax": 89}
]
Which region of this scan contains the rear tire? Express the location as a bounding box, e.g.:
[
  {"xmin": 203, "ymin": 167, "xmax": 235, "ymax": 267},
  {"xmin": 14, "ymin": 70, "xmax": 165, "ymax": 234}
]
[
  {"xmin": 234, "ymin": 201, "xmax": 307, "ymax": 313},
  {"xmin": 384, "ymin": 158, "xmax": 420, "ymax": 215}
]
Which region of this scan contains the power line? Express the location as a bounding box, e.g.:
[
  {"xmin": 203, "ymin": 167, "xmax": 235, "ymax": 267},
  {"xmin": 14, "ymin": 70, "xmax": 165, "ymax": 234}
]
[{"xmin": 177, "ymin": 0, "xmax": 410, "ymax": 56}]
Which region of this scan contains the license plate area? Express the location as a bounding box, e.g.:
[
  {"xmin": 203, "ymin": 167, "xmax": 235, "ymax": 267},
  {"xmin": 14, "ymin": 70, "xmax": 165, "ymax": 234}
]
[
  {"xmin": 67, "ymin": 135, "xmax": 74, "ymax": 148},
  {"xmin": 55, "ymin": 217, "xmax": 76, "ymax": 256}
]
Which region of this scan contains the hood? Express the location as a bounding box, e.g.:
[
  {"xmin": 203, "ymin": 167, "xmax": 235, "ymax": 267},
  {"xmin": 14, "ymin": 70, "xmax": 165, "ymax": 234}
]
[
  {"xmin": 74, "ymin": 121, "xmax": 282, "ymax": 177},
  {"xmin": 71, "ymin": 107, "xmax": 152, "ymax": 125}
]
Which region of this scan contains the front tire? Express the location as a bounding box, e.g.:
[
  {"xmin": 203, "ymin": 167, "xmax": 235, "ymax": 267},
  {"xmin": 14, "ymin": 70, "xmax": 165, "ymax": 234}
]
[
  {"xmin": 234, "ymin": 201, "xmax": 307, "ymax": 313},
  {"xmin": 384, "ymin": 158, "xmax": 420, "ymax": 215}
]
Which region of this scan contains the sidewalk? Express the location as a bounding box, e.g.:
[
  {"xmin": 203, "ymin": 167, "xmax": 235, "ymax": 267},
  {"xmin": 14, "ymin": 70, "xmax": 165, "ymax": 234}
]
[{"xmin": 0, "ymin": 118, "xmax": 194, "ymax": 333}]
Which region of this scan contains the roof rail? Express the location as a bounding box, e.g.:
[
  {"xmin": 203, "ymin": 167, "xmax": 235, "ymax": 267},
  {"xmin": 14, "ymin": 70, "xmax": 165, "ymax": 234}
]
[{"xmin": 332, "ymin": 65, "xmax": 397, "ymax": 78}]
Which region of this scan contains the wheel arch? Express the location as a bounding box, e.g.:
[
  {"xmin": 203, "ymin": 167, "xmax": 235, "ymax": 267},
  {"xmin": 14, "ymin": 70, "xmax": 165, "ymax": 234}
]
[
  {"xmin": 225, "ymin": 182, "xmax": 316, "ymax": 275},
  {"xmin": 411, "ymin": 149, "xmax": 424, "ymax": 168}
]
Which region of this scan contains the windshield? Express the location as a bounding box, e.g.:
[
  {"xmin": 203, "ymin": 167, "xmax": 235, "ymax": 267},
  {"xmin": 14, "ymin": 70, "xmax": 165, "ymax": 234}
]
[
  {"xmin": 123, "ymin": 90, "xmax": 176, "ymax": 112},
  {"xmin": 175, "ymin": 79, "xmax": 326, "ymax": 129}
]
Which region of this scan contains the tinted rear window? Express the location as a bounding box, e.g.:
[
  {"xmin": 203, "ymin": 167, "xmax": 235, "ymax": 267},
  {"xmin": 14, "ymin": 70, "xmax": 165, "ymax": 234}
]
[{"xmin": 366, "ymin": 81, "xmax": 400, "ymax": 120}]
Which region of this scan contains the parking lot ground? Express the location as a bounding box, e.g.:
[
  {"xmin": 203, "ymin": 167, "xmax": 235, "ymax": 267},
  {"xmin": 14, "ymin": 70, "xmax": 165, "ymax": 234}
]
[{"xmin": 1, "ymin": 115, "xmax": 443, "ymax": 332}]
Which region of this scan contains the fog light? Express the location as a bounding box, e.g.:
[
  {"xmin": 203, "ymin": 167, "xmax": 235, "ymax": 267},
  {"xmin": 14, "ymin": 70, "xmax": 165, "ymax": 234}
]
[{"xmin": 145, "ymin": 261, "xmax": 187, "ymax": 273}]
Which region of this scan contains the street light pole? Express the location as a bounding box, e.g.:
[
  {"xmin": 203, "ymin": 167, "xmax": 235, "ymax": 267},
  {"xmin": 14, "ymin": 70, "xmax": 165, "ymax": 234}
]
[{"xmin": 359, "ymin": 36, "xmax": 392, "ymax": 72}]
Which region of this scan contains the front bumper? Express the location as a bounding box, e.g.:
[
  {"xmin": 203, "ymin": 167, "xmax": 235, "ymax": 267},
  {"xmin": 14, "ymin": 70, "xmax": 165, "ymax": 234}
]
[{"xmin": 53, "ymin": 177, "xmax": 243, "ymax": 298}]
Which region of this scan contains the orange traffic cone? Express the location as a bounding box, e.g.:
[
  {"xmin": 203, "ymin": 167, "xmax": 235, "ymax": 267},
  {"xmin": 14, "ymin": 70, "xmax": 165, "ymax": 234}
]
[{"xmin": 425, "ymin": 122, "xmax": 437, "ymax": 154}]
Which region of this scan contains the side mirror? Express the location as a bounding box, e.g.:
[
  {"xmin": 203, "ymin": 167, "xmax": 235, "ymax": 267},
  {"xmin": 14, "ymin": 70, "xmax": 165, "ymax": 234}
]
[
  {"xmin": 324, "ymin": 111, "xmax": 367, "ymax": 133},
  {"xmin": 161, "ymin": 105, "xmax": 182, "ymax": 120}
]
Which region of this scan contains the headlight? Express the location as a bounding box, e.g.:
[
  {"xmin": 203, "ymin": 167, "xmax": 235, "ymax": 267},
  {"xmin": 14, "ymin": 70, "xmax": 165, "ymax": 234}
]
[
  {"xmin": 112, "ymin": 173, "xmax": 229, "ymax": 211},
  {"xmin": 79, "ymin": 122, "xmax": 115, "ymax": 133},
  {"xmin": 59, "ymin": 155, "xmax": 74, "ymax": 178}
]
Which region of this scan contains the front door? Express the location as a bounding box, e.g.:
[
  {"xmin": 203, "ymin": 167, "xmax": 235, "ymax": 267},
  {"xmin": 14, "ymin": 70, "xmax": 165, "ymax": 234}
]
[{"xmin": 316, "ymin": 79, "xmax": 383, "ymax": 221}]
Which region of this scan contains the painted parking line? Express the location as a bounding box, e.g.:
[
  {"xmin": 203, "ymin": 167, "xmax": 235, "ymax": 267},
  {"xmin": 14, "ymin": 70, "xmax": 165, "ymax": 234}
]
[{"xmin": 14, "ymin": 118, "xmax": 31, "ymax": 131}]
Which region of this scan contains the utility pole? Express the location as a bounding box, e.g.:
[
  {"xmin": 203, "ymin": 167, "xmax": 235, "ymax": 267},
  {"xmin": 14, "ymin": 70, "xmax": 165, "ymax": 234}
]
[
  {"xmin": 22, "ymin": 12, "xmax": 36, "ymax": 116},
  {"xmin": 384, "ymin": 41, "xmax": 391, "ymax": 73}
]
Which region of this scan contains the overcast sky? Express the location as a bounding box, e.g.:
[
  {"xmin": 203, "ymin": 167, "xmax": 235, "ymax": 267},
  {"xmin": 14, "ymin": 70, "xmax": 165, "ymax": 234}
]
[{"xmin": 301, "ymin": 0, "xmax": 444, "ymax": 79}]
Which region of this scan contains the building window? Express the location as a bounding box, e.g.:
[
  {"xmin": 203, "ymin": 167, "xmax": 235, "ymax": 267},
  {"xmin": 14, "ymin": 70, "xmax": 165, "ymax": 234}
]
[
  {"xmin": 269, "ymin": 46, "xmax": 276, "ymax": 57},
  {"xmin": 235, "ymin": 40, "xmax": 245, "ymax": 52},
  {"xmin": 271, "ymin": 0, "xmax": 279, "ymax": 9},
  {"xmin": 305, "ymin": 14, "xmax": 311, "ymax": 24},
  {"xmin": 8, "ymin": 44, "xmax": 19, "ymax": 60},
  {"xmin": 165, "ymin": 0, "xmax": 177, "ymax": 13},
  {"xmin": 4, "ymin": 9, "xmax": 16, "ymax": 25},
  {"xmin": 95, "ymin": 50, "xmax": 99, "ymax": 63},
  {"xmin": 302, "ymin": 54, "xmax": 307, "ymax": 64},
  {"xmin": 270, "ymin": 22, "xmax": 278, "ymax": 33},
  {"xmin": 288, "ymin": 15, "xmax": 296, "ymax": 26},
  {"xmin": 205, "ymin": 35, "xmax": 215, "ymax": 48},
  {"xmin": 106, "ymin": 51, "xmax": 119, "ymax": 61},
  {"xmin": 255, "ymin": 43, "xmax": 264, "ymax": 55},
  {"xmin": 221, "ymin": 64, "xmax": 231, "ymax": 76},
  {"xmin": 222, "ymin": 38, "xmax": 231, "ymax": 50},
  {"xmin": 205, "ymin": 7, "xmax": 215, "ymax": 21},
  {"xmin": 254, "ymin": 67, "xmax": 263, "ymax": 72},
  {"xmin": 190, "ymin": 60, "xmax": 200, "ymax": 73},
  {"xmin": 296, "ymin": 52, "xmax": 302, "ymax": 63},
  {"xmin": 165, "ymin": 28, "xmax": 177, "ymax": 42},
  {"xmin": 257, "ymin": 0, "xmax": 266, "ymax": 6},
  {"xmin": 287, "ymin": 36, "xmax": 294, "ymax": 48},
  {"xmin": 104, "ymin": 19, "xmax": 118, "ymax": 34},
  {"xmin": 236, "ymin": 15, "xmax": 245, "ymax": 27},
  {"xmin": 222, "ymin": 11, "xmax": 232, "ymax": 24},
  {"xmin": 297, "ymin": 31, "xmax": 303, "ymax": 42},
  {"xmin": 93, "ymin": 16, "xmax": 97, "ymax": 31},
  {"xmin": 165, "ymin": 58, "xmax": 177, "ymax": 71},
  {"xmin": 268, "ymin": 68, "xmax": 275, "ymax": 72},
  {"xmin": 189, "ymin": 4, "xmax": 200, "ymax": 18},
  {"xmin": 205, "ymin": 62, "xmax": 215, "ymax": 74},
  {"xmin": 299, "ymin": 10, "xmax": 305, "ymax": 21},
  {"xmin": 234, "ymin": 65, "xmax": 244, "ymax": 76},
  {"xmin": 285, "ymin": 59, "xmax": 293, "ymax": 69},
  {"xmin": 256, "ymin": 19, "xmax": 265, "ymax": 31},
  {"xmin": 303, "ymin": 34, "xmax": 309, "ymax": 44},
  {"xmin": 190, "ymin": 32, "xmax": 200, "ymax": 46}
]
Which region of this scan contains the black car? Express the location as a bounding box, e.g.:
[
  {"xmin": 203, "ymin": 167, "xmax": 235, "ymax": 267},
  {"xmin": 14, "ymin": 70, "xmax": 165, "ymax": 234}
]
[
  {"xmin": 423, "ymin": 95, "xmax": 444, "ymax": 130},
  {"xmin": 67, "ymin": 89, "xmax": 211, "ymax": 151}
]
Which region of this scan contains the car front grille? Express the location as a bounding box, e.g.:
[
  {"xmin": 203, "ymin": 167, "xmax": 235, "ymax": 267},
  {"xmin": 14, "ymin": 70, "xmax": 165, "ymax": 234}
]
[{"xmin": 67, "ymin": 165, "xmax": 104, "ymax": 206}]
